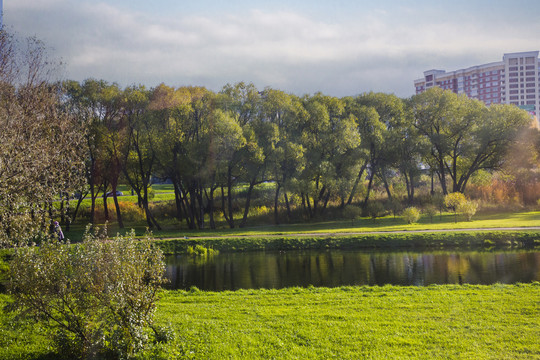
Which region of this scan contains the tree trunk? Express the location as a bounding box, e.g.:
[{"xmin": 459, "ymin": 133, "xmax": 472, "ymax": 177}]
[
  {"xmin": 206, "ymin": 187, "xmax": 216, "ymax": 229},
  {"xmin": 379, "ymin": 170, "xmax": 393, "ymax": 202},
  {"xmin": 363, "ymin": 165, "xmax": 376, "ymax": 208},
  {"xmin": 90, "ymin": 182, "xmax": 96, "ymax": 225},
  {"xmin": 112, "ymin": 187, "xmax": 124, "ymax": 229},
  {"xmin": 347, "ymin": 161, "xmax": 368, "ymax": 205},
  {"xmin": 173, "ymin": 182, "xmax": 183, "ymax": 222},
  {"xmin": 226, "ymin": 166, "xmax": 235, "ymax": 228},
  {"xmin": 240, "ymin": 180, "xmax": 256, "ymax": 228},
  {"xmin": 274, "ymin": 182, "xmax": 281, "ymax": 225},
  {"xmin": 284, "ymin": 192, "xmax": 292, "ymax": 222}
]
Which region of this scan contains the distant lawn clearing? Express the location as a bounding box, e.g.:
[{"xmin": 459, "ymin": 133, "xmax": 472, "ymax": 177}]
[{"xmin": 149, "ymin": 210, "xmax": 540, "ymax": 239}]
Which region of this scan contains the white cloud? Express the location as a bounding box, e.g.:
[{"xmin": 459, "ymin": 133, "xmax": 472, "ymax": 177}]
[{"xmin": 5, "ymin": 1, "xmax": 540, "ymax": 97}]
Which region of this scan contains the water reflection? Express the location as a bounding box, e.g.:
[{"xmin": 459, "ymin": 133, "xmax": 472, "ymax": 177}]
[{"xmin": 164, "ymin": 250, "xmax": 540, "ymax": 291}]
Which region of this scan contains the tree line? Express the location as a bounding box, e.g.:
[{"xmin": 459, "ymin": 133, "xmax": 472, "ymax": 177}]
[
  {"xmin": 0, "ymin": 31, "xmax": 536, "ymax": 242},
  {"xmin": 60, "ymin": 79, "xmax": 533, "ymax": 231}
]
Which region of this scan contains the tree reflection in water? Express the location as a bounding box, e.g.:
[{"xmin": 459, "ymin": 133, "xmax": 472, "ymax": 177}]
[{"xmin": 164, "ymin": 250, "xmax": 540, "ymax": 291}]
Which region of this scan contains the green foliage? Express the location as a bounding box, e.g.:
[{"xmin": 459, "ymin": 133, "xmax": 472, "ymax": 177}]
[
  {"xmin": 444, "ymin": 192, "xmax": 466, "ymax": 210},
  {"xmin": 459, "ymin": 200, "xmax": 479, "ymax": 221},
  {"xmin": 445, "ymin": 192, "xmax": 467, "ymax": 223},
  {"xmin": 343, "ymin": 205, "xmax": 362, "ymax": 225},
  {"xmin": 411, "ymin": 87, "xmax": 531, "ymax": 194},
  {"xmin": 8, "ymin": 227, "xmax": 167, "ymax": 359},
  {"xmin": 423, "ymin": 205, "xmax": 437, "ymax": 223},
  {"xmin": 386, "ymin": 198, "xmax": 403, "ymax": 219},
  {"xmin": 155, "ymin": 231, "xmax": 540, "ymax": 255},
  {"xmin": 402, "ymin": 207, "xmax": 420, "ymax": 224},
  {"xmin": 366, "ymin": 202, "xmax": 386, "ymax": 220},
  {"xmin": 444, "ymin": 193, "xmax": 479, "ymax": 221},
  {"xmin": 186, "ymin": 245, "xmax": 219, "ymax": 257}
]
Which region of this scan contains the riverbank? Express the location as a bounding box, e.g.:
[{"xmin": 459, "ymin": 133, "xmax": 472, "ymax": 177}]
[
  {"xmin": 2, "ymin": 284, "xmax": 538, "ymax": 359},
  {"xmin": 155, "ymin": 229, "xmax": 540, "ymax": 254}
]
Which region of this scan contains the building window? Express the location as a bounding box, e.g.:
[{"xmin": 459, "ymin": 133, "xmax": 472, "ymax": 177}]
[
  {"xmin": 510, "ymin": 96, "xmax": 519, "ymax": 100},
  {"xmin": 526, "ymin": 77, "xmax": 535, "ymax": 82},
  {"xmin": 526, "ymin": 65, "xmax": 535, "ymax": 70},
  {"xmin": 510, "ymin": 84, "xmax": 519, "ymax": 89},
  {"xmin": 526, "ymin": 83, "xmax": 535, "ymax": 87},
  {"xmin": 526, "ymin": 71, "xmax": 536, "ymax": 76},
  {"xmin": 510, "ymin": 90, "xmax": 519, "ymax": 94},
  {"xmin": 509, "ymin": 66, "xmax": 518, "ymax": 71},
  {"xmin": 527, "ymin": 101, "xmax": 536, "ymax": 105},
  {"xmin": 526, "ymin": 95, "xmax": 536, "ymax": 99}
]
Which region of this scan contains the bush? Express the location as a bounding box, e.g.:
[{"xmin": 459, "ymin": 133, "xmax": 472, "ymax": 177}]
[
  {"xmin": 444, "ymin": 192, "xmax": 467, "ymax": 223},
  {"xmin": 366, "ymin": 202, "xmax": 386, "ymax": 221},
  {"xmin": 186, "ymin": 245, "xmax": 219, "ymax": 257},
  {"xmin": 77, "ymin": 201, "xmax": 146, "ymax": 223},
  {"xmin": 423, "ymin": 205, "xmax": 437, "ymax": 223},
  {"xmin": 343, "ymin": 205, "xmax": 362, "ymax": 225},
  {"xmin": 458, "ymin": 200, "xmax": 479, "ymax": 221},
  {"xmin": 8, "ymin": 226, "xmax": 167, "ymax": 359},
  {"xmin": 402, "ymin": 207, "xmax": 421, "ymax": 224},
  {"xmin": 149, "ymin": 201, "xmax": 177, "ymax": 220},
  {"xmin": 119, "ymin": 201, "xmax": 146, "ymax": 222}
]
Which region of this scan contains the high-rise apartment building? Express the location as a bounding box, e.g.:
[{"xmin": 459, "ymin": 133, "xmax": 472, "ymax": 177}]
[{"xmin": 414, "ymin": 51, "xmax": 540, "ymax": 125}]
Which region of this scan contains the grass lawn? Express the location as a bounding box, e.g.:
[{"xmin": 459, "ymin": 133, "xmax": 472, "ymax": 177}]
[
  {"xmin": 2, "ymin": 284, "xmax": 538, "ymax": 359},
  {"xmin": 60, "ymin": 210, "xmax": 540, "ymax": 244}
]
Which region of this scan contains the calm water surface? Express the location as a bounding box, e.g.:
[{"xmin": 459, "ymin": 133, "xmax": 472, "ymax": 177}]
[{"xmin": 164, "ymin": 249, "xmax": 540, "ymax": 291}]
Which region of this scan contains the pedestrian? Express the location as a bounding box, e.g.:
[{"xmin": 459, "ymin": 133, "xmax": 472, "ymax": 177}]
[{"xmin": 53, "ymin": 221, "xmax": 64, "ymax": 241}]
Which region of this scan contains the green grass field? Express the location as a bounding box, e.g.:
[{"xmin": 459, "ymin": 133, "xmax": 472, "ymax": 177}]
[
  {"xmin": 155, "ymin": 284, "xmax": 540, "ymax": 359},
  {"xmin": 62, "ymin": 210, "xmax": 540, "ymax": 243},
  {"xmin": 3, "ymin": 284, "xmax": 538, "ymax": 359}
]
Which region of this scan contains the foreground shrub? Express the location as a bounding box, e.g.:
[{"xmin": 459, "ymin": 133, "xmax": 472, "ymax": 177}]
[
  {"xmin": 402, "ymin": 207, "xmax": 420, "ymax": 224},
  {"xmin": 8, "ymin": 226, "xmax": 167, "ymax": 359}
]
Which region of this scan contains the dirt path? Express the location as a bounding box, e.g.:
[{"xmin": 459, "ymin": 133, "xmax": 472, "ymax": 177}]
[{"xmin": 161, "ymin": 226, "xmax": 540, "ymax": 240}]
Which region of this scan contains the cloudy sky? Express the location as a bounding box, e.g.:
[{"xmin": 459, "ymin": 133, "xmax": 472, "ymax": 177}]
[{"xmin": 4, "ymin": 0, "xmax": 540, "ymax": 97}]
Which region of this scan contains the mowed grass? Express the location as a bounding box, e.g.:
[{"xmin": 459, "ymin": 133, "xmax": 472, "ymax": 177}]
[
  {"xmin": 2, "ymin": 284, "xmax": 539, "ymax": 359},
  {"xmin": 155, "ymin": 284, "xmax": 540, "ymax": 359},
  {"xmin": 60, "ymin": 210, "xmax": 540, "ymax": 244},
  {"xmin": 146, "ymin": 210, "xmax": 540, "ymax": 239}
]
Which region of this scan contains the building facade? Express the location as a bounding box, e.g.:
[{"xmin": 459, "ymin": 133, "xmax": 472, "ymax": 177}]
[{"xmin": 414, "ymin": 51, "xmax": 540, "ymax": 124}]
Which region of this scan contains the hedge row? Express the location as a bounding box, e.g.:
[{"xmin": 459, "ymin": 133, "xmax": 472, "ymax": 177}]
[{"xmin": 155, "ymin": 231, "xmax": 540, "ymax": 254}]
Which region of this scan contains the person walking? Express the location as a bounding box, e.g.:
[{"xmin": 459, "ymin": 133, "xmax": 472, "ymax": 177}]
[{"xmin": 53, "ymin": 221, "xmax": 64, "ymax": 241}]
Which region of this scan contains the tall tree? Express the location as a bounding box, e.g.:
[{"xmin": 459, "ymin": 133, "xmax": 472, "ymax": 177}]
[
  {"xmin": 218, "ymin": 82, "xmax": 262, "ymax": 228},
  {"xmin": 122, "ymin": 85, "xmax": 163, "ymax": 230},
  {"xmin": 411, "ymin": 87, "xmax": 531, "ymax": 194},
  {"xmin": 298, "ymin": 93, "xmax": 361, "ymax": 218},
  {"xmin": 0, "ymin": 33, "xmax": 85, "ymax": 246}
]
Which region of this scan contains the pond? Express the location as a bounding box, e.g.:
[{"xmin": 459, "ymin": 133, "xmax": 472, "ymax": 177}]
[{"xmin": 164, "ymin": 249, "xmax": 540, "ymax": 291}]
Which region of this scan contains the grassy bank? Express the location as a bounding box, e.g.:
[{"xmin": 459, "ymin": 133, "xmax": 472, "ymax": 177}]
[
  {"xmin": 155, "ymin": 230, "xmax": 540, "ymax": 254},
  {"xmin": 61, "ymin": 210, "xmax": 540, "ymax": 243},
  {"xmin": 3, "ymin": 284, "xmax": 538, "ymax": 359}
]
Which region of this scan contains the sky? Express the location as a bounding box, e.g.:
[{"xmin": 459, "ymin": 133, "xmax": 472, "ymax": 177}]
[{"xmin": 4, "ymin": 0, "xmax": 540, "ymax": 97}]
